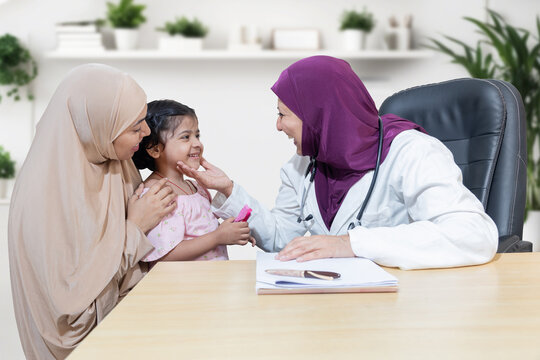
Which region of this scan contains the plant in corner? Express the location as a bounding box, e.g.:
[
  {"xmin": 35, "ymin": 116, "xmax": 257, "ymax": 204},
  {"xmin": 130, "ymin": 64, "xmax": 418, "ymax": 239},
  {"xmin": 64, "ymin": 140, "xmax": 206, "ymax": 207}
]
[
  {"xmin": 0, "ymin": 145, "xmax": 15, "ymax": 198},
  {"xmin": 0, "ymin": 145, "xmax": 15, "ymax": 179},
  {"xmin": 106, "ymin": 0, "xmax": 146, "ymax": 50},
  {"xmin": 340, "ymin": 8, "xmax": 375, "ymax": 51},
  {"xmin": 428, "ymin": 9, "xmax": 540, "ymax": 217},
  {"xmin": 0, "ymin": 33, "xmax": 37, "ymax": 103},
  {"xmin": 157, "ymin": 17, "xmax": 209, "ymax": 52}
]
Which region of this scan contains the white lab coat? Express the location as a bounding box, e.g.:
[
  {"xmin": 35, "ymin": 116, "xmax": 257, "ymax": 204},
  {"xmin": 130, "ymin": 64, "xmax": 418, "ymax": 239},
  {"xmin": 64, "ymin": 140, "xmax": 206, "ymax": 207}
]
[{"xmin": 212, "ymin": 130, "xmax": 498, "ymax": 270}]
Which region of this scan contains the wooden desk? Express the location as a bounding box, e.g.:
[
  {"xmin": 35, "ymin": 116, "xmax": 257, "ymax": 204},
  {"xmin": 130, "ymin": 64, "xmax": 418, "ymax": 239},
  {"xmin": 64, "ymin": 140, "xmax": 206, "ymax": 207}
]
[{"xmin": 71, "ymin": 253, "xmax": 540, "ymax": 359}]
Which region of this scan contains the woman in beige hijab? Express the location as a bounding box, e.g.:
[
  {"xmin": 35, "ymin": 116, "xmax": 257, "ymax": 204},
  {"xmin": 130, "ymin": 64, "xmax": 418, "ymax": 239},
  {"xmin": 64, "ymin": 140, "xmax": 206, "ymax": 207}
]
[{"xmin": 8, "ymin": 63, "xmax": 176, "ymax": 359}]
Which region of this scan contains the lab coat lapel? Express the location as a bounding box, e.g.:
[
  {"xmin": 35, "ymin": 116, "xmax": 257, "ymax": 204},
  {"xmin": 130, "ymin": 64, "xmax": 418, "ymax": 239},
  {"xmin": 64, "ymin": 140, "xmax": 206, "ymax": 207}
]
[
  {"xmin": 303, "ymin": 175, "xmax": 328, "ymax": 235},
  {"xmin": 328, "ymin": 172, "xmax": 372, "ymax": 235}
]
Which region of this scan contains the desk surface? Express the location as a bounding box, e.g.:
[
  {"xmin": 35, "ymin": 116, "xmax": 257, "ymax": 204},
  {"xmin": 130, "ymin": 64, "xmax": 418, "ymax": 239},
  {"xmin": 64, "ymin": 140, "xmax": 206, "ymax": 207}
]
[{"xmin": 71, "ymin": 253, "xmax": 540, "ymax": 359}]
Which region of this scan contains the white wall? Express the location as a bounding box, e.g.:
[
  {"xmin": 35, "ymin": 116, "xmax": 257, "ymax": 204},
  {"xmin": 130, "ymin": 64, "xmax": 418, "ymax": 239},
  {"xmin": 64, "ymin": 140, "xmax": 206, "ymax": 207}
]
[{"xmin": 1, "ymin": 1, "xmax": 538, "ymax": 358}]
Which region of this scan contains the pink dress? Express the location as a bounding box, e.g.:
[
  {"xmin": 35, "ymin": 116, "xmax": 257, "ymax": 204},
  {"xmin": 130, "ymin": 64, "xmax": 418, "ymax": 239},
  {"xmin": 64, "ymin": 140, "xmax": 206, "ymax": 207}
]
[{"xmin": 141, "ymin": 181, "xmax": 228, "ymax": 262}]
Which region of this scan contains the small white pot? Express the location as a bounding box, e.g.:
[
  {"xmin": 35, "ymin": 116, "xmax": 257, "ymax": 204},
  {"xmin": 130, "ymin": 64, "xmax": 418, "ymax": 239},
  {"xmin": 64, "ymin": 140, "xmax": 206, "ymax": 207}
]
[
  {"xmin": 159, "ymin": 36, "xmax": 203, "ymax": 52},
  {"xmin": 385, "ymin": 27, "xmax": 410, "ymax": 50},
  {"xmin": 180, "ymin": 37, "xmax": 203, "ymax": 52},
  {"xmin": 523, "ymin": 210, "xmax": 540, "ymax": 251},
  {"xmin": 114, "ymin": 28, "xmax": 139, "ymax": 50},
  {"xmin": 342, "ymin": 29, "xmax": 367, "ymax": 51},
  {"xmin": 158, "ymin": 36, "xmax": 184, "ymax": 52}
]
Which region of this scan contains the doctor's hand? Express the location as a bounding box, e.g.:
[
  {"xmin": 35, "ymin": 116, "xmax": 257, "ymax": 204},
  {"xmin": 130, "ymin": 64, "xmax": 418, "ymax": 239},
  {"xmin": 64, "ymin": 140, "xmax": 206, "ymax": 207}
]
[
  {"xmin": 177, "ymin": 157, "xmax": 234, "ymax": 197},
  {"xmin": 276, "ymin": 235, "xmax": 355, "ymax": 262}
]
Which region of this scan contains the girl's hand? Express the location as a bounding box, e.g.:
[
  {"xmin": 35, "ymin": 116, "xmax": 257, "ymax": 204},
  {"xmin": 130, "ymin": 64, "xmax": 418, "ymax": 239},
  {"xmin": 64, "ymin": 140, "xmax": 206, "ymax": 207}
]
[
  {"xmin": 276, "ymin": 235, "xmax": 355, "ymax": 262},
  {"xmin": 214, "ymin": 217, "xmax": 252, "ymax": 246},
  {"xmin": 127, "ymin": 178, "xmax": 177, "ymax": 234},
  {"xmin": 177, "ymin": 157, "xmax": 234, "ymax": 197}
]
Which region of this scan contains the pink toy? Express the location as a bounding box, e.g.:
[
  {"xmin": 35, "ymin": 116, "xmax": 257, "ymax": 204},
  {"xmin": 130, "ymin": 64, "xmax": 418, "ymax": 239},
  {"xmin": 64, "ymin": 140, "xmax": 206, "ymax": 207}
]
[{"xmin": 234, "ymin": 205, "xmax": 252, "ymax": 222}]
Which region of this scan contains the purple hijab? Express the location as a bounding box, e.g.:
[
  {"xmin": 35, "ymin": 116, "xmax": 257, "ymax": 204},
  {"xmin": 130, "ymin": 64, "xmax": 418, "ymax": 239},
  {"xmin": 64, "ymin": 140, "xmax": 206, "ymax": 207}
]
[{"xmin": 271, "ymin": 56, "xmax": 425, "ymax": 229}]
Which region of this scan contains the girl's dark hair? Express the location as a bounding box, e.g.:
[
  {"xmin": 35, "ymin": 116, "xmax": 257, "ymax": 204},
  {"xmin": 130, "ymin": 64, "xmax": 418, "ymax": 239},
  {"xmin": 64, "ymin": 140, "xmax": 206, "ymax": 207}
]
[{"xmin": 132, "ymin": 99, "xmax": 197, "ymax": 171}]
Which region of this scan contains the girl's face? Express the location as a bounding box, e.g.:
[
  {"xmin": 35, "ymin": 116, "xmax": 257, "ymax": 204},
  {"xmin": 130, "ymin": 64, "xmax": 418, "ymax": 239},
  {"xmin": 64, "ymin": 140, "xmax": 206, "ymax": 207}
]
[
  {"xmin": 158, "ymin": 115, "xmax": 203, "ymax": 172},
  {"xmin": 113, "ymin": 105, "xmax": 150, "ymax": 160},
  {"xmin": 276, "ymin": 99, "xmax": 303, "ymax": 155}
]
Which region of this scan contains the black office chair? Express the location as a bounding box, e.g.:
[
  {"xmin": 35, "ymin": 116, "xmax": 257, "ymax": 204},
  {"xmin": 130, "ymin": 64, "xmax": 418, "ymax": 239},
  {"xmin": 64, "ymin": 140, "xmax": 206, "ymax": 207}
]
[{"xmin": 379, "ymin": 78, "xmax": 532, "ymax": 252}]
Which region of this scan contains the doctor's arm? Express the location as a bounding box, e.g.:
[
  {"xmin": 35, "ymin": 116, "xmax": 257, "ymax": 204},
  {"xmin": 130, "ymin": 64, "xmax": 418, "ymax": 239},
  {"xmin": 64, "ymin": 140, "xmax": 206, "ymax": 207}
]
[
  {"xmin": 347, "ymin": 138, "xmax": 498, "ymax": 270},
  {"xmin": 279, "ymin": 137, "xmax": 499, "ymax": 269},
  {"xmin": 179, "ymin": 157, "xmax": 309, "ymax": 252}
]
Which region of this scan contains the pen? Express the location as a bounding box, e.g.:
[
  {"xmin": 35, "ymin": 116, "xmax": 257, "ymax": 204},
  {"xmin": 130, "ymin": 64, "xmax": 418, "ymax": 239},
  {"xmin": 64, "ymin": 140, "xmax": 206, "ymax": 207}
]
[{"xmin": 265, "ymin": 269, "xmax": 341, "ymax": 281}]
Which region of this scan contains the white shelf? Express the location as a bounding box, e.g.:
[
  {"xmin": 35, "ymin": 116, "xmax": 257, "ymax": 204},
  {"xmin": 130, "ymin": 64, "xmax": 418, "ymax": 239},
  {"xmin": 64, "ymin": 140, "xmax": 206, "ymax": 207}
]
[
  {"xmin": 45, "ymin": 49, "xmax": 433, "ymax": 60},
  {"xmin": 0, "ymin": 199, "xmax": 9, "ymax": 205}
]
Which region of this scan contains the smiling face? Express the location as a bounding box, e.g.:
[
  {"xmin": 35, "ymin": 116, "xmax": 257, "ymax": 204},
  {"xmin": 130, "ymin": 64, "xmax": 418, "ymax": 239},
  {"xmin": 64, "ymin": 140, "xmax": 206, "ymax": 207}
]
[
  {"xmin": 112, "ymin": 105, "xmax": 150, "ymax": 160},
  {"xmin": 276, "ymin": 99, "xmax": 303, "ymax": 155},
  {"xmin": 152, "ymin": 115, "xmax": 203, "ymax": 173}
]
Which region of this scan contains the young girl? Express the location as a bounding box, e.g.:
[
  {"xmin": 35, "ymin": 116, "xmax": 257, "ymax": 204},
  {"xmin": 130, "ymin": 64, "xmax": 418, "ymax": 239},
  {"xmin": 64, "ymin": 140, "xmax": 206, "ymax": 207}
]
[{"xmin": 133, "ymin": 99, "xmax": 254, "ymax": 262}]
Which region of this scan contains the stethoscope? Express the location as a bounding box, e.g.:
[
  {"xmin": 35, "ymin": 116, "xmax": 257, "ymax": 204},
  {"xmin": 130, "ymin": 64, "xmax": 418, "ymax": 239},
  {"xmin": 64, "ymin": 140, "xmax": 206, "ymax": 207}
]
[{"xmin": 297, "ymin": 116, "xmax": 384, "ymax": 230}]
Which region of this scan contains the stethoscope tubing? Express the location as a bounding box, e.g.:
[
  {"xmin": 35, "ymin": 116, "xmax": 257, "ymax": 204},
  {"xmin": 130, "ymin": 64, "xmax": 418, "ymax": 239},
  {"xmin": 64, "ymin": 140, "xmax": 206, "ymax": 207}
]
[{"xmin": 297, "ymin": 117, "xmax": 384, "ymax": 230}]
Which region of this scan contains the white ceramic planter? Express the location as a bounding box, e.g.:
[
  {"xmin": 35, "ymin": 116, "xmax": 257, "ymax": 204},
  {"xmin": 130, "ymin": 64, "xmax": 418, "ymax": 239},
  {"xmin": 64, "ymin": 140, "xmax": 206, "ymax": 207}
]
[
  {"xmin": 180, "ymin": 37, "xmax": 203, "ymax": 52},
  {"xmin": 523, "ymin": 210, "xmax": 540, "ymax": 251},
  {"xmin": 385, "ymin": 27, "xmax": 411, "ymax": 50},
  {"xmin": 342, "ymin": 29, "xmax": 366, "ymax": 51},
  {"xmin": 158, "ymin": 36, "xmax": 203, "ymax": 52},
  {"xmin": 114, "ymin": 29, "xmax": 139, "ymax": 50},
  {"xmin": 158, "ymin": 36, "xmax": 183, "ymax": 52}
]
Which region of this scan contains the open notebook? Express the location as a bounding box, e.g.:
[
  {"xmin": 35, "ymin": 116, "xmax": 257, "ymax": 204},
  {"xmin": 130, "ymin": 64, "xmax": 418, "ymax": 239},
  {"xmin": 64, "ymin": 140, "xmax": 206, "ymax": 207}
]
[{"xmin": 256, "ymin": 252, "xmax": 398, "ymax": 294}]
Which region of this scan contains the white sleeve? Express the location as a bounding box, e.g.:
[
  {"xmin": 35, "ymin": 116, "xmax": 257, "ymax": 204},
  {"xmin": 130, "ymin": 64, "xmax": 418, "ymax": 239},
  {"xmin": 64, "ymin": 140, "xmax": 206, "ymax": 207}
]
[
  {"xmin": 348, "ymin": 135, "xmax": 499, "ymax": 270},
  {"xmin": 212, "ymin": 156, "xmax": 309, "ymax": 252}
]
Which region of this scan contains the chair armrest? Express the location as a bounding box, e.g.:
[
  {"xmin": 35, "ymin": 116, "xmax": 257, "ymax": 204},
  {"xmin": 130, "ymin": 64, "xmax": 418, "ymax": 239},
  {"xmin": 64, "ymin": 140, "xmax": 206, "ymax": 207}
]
[{"xmin": 497, "ymin": 235, "xmax": 533, "ymax": 253}]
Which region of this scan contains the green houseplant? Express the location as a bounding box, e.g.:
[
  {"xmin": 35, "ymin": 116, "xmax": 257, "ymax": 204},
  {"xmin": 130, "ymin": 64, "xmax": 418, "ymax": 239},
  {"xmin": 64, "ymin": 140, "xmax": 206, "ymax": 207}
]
[
  {"xmin": 340, "ymin": 8, "xmax": 375, "ymax": 32},
  {"xmin": 106, "ymin": 0, "xmax": 146, "ymax": 50},
  {"xmin": 157, "ymin": 17, "xmax": 209, "ymax": 52},
  {"xmin": 158, "ymin": 17, "xmax": 208, "ymax": 38},
  {"xmin": 0, "ymin": 33, "xmax": 37, "ymax": 102},
  {"xmin": 0, "ymin": 145, "xmax": 15, "ymax": 198},
  {"xmin": 339, "ymin": 8, "xmax": 375, "ymax": 50},
  {"xmin": 428, "ymin": 9, "xmax": 540, "ymax": 216}
]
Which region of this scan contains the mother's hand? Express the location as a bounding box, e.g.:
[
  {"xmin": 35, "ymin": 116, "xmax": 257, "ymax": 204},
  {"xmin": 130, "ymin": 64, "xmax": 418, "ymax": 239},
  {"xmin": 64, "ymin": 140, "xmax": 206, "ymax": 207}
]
[
  {"xmin": 177, "ymin": 157, "xmax": 234, "ymax": 197},
  {"xmin": 127, "ymin": 178, "xmax": 177, "ymax": 234},
  {"xmin": 276, "ymin": 235, "xmax": 355, "ymax": 262}
]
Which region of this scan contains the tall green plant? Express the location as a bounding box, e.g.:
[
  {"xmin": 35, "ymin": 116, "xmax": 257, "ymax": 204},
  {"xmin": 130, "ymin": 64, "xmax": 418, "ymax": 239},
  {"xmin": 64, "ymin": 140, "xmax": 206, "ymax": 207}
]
[{"xmin": 428, "ymin": 9, "xmax": 540, "ymax": 216}]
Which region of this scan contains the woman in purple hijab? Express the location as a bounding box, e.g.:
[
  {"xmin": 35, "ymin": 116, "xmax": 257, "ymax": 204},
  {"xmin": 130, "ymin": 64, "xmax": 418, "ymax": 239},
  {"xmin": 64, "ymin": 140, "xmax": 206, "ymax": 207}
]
[{"xmin": 179, "ymin": 56, "xmax": 497, "ymax": 269}]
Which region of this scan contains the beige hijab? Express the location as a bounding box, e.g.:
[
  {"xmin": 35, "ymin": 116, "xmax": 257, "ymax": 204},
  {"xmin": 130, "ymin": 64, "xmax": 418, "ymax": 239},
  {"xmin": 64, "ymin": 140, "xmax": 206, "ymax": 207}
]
[{"xmin": 8, "ymin": 64, "xmax": 153, "ymax": 359}]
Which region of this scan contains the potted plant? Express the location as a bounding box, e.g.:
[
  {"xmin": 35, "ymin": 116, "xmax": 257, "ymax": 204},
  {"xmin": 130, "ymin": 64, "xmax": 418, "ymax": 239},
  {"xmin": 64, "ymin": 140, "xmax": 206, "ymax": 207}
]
[
  {"xmin": 0, "ymin": 145, "xmax": 15, "ymax": 199},
  {"xmin": 428, "ymin": 9, "xmax": 540, "ymax": 247},
  {"xmin": 157, "ymin": 16, "xmax": 209, "ymax": 52},
  {"xmin": 106, "ymin": 0, "xmax": 146, "ymax": 50},
  {"xmin": 0, "ymin": 33, "xmax": 37, "ymax": 102},
  {"xmin": 340, "ymin": 8, "xmax": 375, "ymax": 51}
]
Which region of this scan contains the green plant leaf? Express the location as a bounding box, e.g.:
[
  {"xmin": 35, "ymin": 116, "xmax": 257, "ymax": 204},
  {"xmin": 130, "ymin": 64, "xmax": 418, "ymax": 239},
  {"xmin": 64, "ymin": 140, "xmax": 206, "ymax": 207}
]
[
  {"xmin": 0, "ymin": 33, "xmax": 37, "ymax": 101},
  {"xmin": 429, "ymin": 9, "xmax": 540, "ymax": 210}
]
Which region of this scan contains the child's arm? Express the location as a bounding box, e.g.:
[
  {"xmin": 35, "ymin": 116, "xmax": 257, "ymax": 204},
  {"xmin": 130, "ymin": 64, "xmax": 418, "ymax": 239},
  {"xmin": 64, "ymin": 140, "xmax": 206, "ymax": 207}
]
[{"xmin": 159, "ymin": 218, "xmax": 251, "ymax": 261}]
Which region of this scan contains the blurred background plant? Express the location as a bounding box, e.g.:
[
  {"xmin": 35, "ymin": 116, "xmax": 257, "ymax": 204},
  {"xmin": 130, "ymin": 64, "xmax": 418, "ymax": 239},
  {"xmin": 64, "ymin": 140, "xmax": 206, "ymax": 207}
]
[
  {"xmin": 158, "ymin": 16, "xmax": 208, "ymax": 37},
  {"xmin": 340, "ymin": 7, "xmax": 375, "ymax": 33},
  {"xmin": 0, "ymin": 33, "xmax": 37, "ymax": 102},
  {"xmin": 428, "ymin": 9, "xmax": 540, "ymax": 217},
  {"xmin": 106, "ymin": 0, "xmax": 146, "ymax": 29},
  {"xmin": 0, "ymin": 145, "xmax": 15, "ymax": 179}
]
